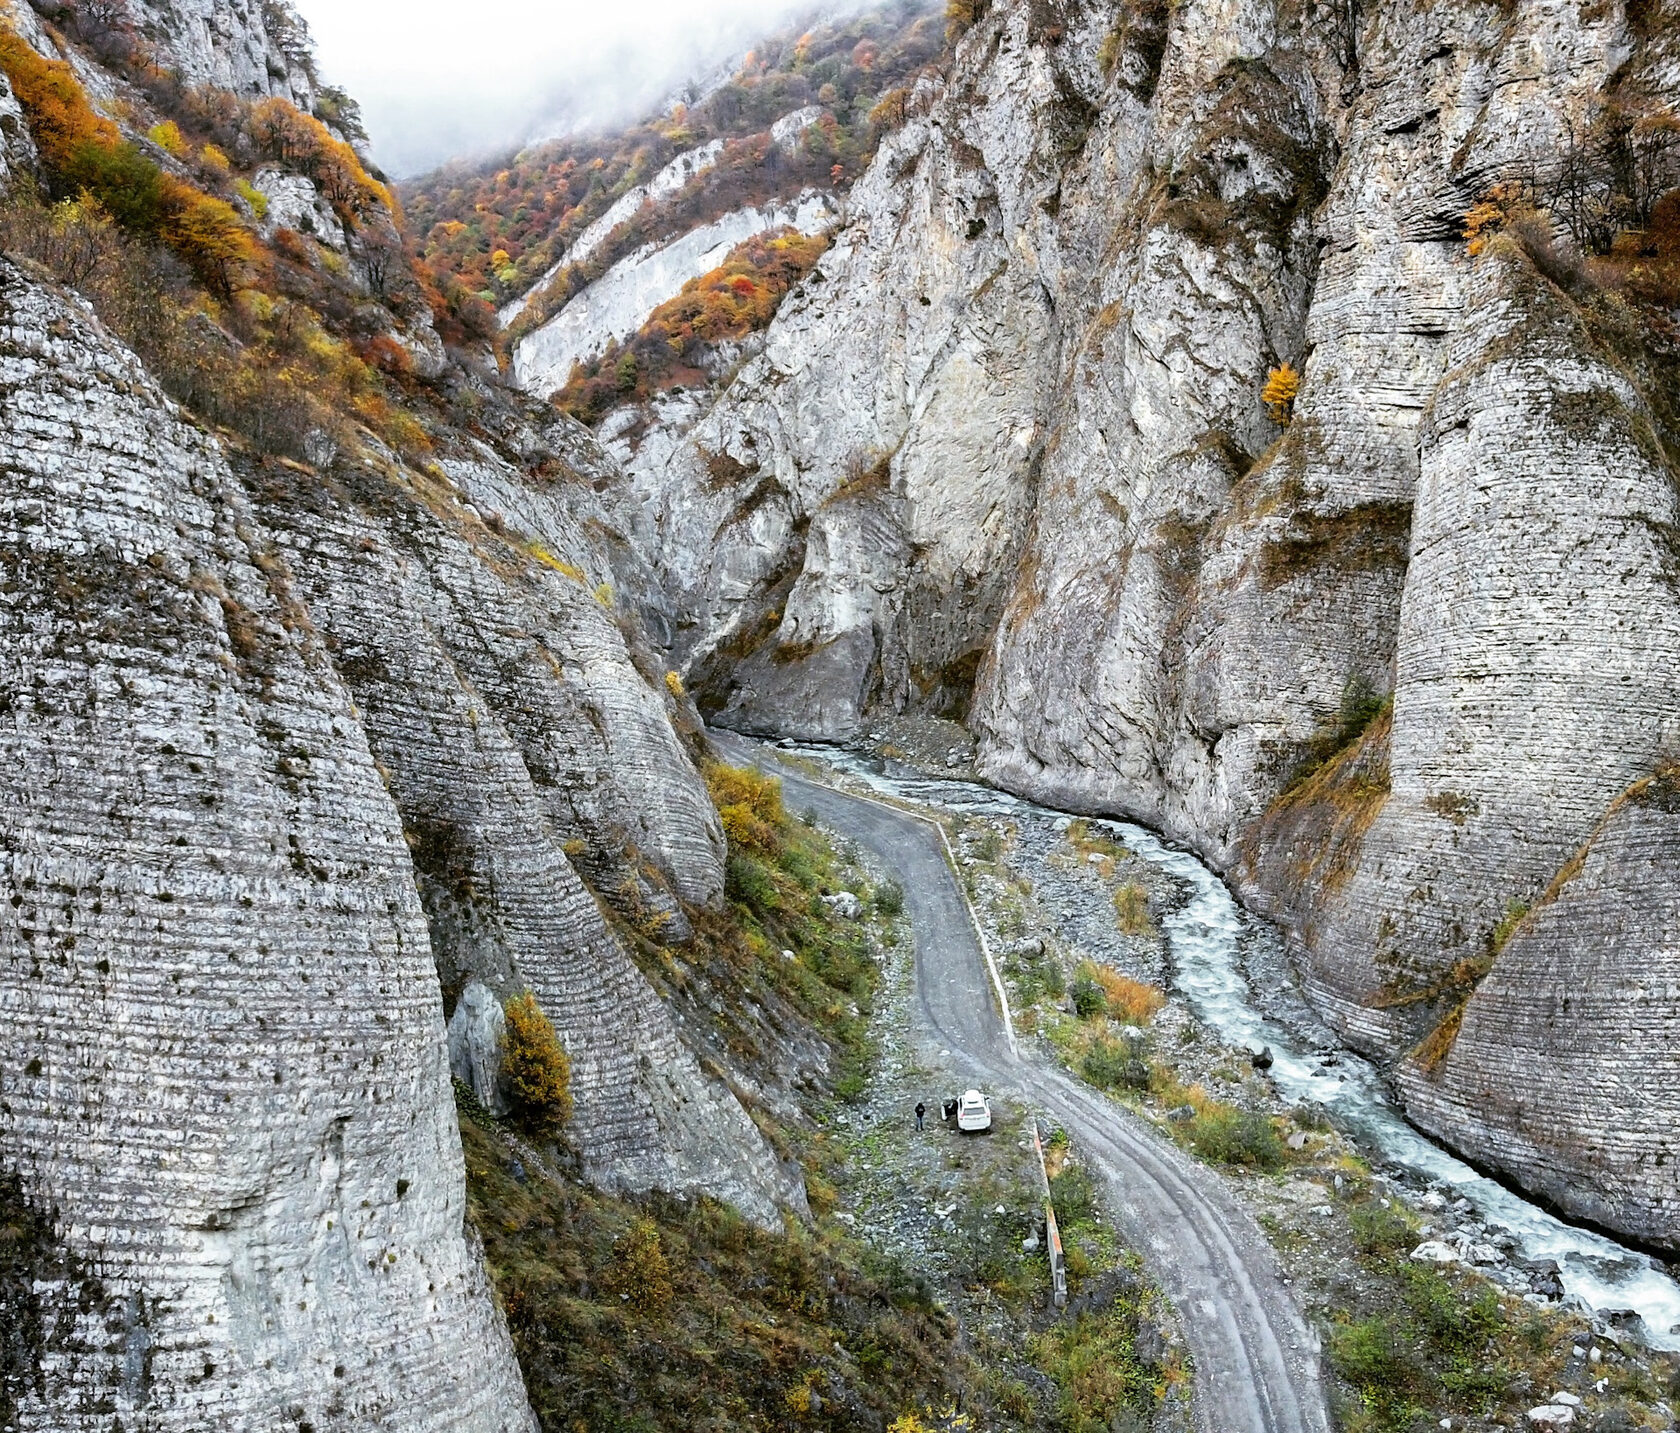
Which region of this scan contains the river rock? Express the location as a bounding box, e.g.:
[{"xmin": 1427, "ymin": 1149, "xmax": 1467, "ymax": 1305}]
[
  {"xmin": 1526, "ymin": 1261, "xmax": 1565, "ymax": 1300},
  {"xmin": 1527, "ymin": 1407, "xmax": 1576, "ymax": 1429},
  {"xmin": 1410, "ymin": 1241, "xmax": 1459, "ymax": 1265}
]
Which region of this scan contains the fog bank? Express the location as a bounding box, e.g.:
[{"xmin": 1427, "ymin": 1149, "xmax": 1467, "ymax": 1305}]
[{"xmin": 291, "ymin": 0, "xmax": 875, "ymax": 177}]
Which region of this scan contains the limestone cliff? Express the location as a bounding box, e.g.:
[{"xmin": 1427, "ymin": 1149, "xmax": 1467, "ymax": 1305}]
[
  {"xmin": 0, "ymin": 1, "xmax": 815, "ymax": 1425},
  {"xmin": 0, "ymin": 259, "xmax": 535, "ymax": 1431},
  {"xmin": 610, "ymin": 0, "xmax": 1680, "ymax": 1250}
]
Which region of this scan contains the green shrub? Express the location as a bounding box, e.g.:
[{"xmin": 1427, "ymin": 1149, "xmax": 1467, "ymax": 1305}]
[
  {"xmin": 63, "ymin": 140, "xmax": 166, "ymax": 234},
  {"xmin": 1186, "ymin": 1106, "xmax": 1286, "ymax": 1170},
  {"xmin": 501, "ymin": 992, "xmax": 572, "ymax": 1135},
  {"xmin": 1330, "ymin": 1316, "xmax": 1418, "ymax": 1420},
  {"xmin": 1071, "ymin": 971, "xmax": 1106, "ymax": 1019},
  {"xmin": 609, "ymin": 1215, "xmax": 673, "ymax": 1317},
  {"xmin": 1029, "ymin": 1307, "xmax": 1158, "ymax": 1433},
  {"xmin": 1349, "ymin": 1201, "xmax": 1414, "ymax": 1255},
  {"xmin": 874, "ymin": 879, "xmax": 905, "ymax": 917},
  {"xmin": 1081, "ymin": 1036, "xmax": 1149, "ymax": 1091},
  {"xmin": 725, "ymin": 852, "xmax": 778, "ymax": 912},
  {"xmin": 1048, "ymin": 1164, "xmax": 1096, "ymax": 1227},
  {"xmin": 1112, "ymin": 882, "xmax": 1153, "ymax": 936},
  {"xmin": 234, "ymin": 176, "xmax": 268, "ymax": 220}
]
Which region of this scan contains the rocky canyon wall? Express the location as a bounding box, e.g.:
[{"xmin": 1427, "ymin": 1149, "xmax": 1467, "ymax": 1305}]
[
  {"xmin": 619, "ymin": 0, "xmax": 1680, "ymax": 1252},
  {"xmin": 0, "ymin": 3, "xmax": 812, "ymax": 1426},
  {"xmin": 0, "ymin": 258, "xmax": 536, "ymax": 1432}
]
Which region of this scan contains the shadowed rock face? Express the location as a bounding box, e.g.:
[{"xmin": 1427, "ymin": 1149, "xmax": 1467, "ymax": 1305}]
[
  {"xmin": 0, "ymin": 261, "xmax": 535, "ymax": 1431},
  {"xmin": 244, "ymin": 450, "xmax": 800, "ymax": 1223},
  {"xmin": 602, "ymin": 0, "xmax": 1680, "ymax": 1249}
]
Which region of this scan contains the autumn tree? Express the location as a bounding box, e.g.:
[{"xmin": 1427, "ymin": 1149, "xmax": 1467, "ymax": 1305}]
[
  {"xmin": 501, "ymin": 992, "xmax": 573, "ymax": 1135},
  {"xmin": 1262, "ymin": 363, "xmax": 1300, "ymax": 426}
]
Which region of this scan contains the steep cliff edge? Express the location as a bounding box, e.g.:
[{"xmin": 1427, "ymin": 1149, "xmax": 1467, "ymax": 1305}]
[
  {"xmin": 610, "ymin": 0, "xmax": 1680, "ymax": 1251},
  {"xmin": 0, "ymin": 1, "xmax": 825, "ymax": 1424},
  {"xmin": 0, "ymin": 258, "xmax": 535, "ymax": 1431}
]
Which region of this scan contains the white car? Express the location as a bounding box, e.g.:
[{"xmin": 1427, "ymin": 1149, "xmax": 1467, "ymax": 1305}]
[{"xmin": 955, "ymin": 1089, "xmax": 992, "ymax": 1133}]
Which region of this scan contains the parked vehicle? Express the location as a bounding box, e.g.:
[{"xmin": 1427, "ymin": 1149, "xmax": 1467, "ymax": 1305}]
[{"xmin": 955, "ymin": 1089, "xmax": 992, "ymax": 1133}]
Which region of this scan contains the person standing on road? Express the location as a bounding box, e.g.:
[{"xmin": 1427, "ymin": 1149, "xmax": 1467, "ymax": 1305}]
[{"xmin": 914, "ymin": 1101, "xmax": 926, "ymax": 1131}]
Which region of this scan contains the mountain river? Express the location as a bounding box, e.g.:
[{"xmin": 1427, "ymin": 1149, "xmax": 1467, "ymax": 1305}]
[{"xmin": 786, "ymin": 743, "xmax": 1680, "ymax": 1351}]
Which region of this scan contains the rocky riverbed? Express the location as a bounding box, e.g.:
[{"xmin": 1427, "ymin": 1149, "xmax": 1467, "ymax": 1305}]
[{"xmin": 785, "ymin": 734, "xmax": 1680, "ymax": 1433}]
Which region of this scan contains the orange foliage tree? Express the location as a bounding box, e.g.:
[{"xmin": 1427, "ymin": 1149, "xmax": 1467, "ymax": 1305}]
[
  {"xmin": 557, "ymin": 229, "xmax": 828, "ymax": 422},
  {"xmin": 0, "ymin": 24, "xmax": 252, "ymax": 293},
  {"xmin": 248, "ymin": 97, "xmax": 396, "ymax": 229}
]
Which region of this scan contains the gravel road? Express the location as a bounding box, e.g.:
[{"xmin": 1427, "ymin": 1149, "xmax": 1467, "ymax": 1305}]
[{"xmin": 716, "ymin": 733, "xmax": 1332, "ymax": 1433}]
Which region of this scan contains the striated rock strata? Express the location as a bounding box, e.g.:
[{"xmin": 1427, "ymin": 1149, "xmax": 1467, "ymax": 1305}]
[
  {"xmin": 0, "ymin": 260, "xmax": 535, "ymax": 1430},
  {"xmin": 1399, "ymin": 767, "xmax": 1680, "ymax": 1255},
  {"xmin": 603, "ymin": 0, "xmax": 1680, "ymax": 1248},
  {"xmin": 244, "ymin": 441, "xmax": 802, "ymax": 1221}
]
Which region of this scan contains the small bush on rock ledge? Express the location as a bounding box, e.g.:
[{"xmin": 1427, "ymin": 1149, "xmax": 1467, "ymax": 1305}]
[{"xmin": 501, "ymin": 992, "xmax": 572, "ymax": 1136}]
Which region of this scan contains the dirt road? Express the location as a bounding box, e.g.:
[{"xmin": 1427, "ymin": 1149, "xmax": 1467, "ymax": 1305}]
[{"xmin": 718, "ymin": 734, "xmax": 1332, "ymax": 1433}]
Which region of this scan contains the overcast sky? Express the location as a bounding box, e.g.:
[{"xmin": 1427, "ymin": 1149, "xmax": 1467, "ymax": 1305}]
[{"xmin": 290, "ymin": 0, "xmax": 850, "ymax": 178}]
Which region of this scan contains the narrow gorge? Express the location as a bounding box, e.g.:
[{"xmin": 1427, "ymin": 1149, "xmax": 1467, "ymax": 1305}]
[
  {"xmin": 1, "ymin": 0, "xmax": 1678, "ymax": 1429},
  {"xmin": 524, "ymin": 0, "xmax": 1680, "ymax": 1265}
]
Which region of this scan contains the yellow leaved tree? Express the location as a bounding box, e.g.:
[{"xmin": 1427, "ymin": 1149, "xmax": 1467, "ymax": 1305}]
[
  {"xmin": 1262, "ymin": 363, "xmax": 1301, "ymax": 426},
  {"xmin": 501, "ymin": 991, "xmax": 572, "ymax": 1134}
]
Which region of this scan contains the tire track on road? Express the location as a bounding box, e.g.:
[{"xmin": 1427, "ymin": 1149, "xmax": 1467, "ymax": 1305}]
[{"xmin": 716, "ymin": 733, "xmax": 1332, "ymax": 1433}]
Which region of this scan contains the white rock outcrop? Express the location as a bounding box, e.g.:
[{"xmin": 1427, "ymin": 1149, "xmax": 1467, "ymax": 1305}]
[
  {"xmin": 498, "ymin": 138, "xmax": 728, "ymax": 327},
  {"xmin": 251, "ymin": 164, "xmax": 347, "ymax": 250},
  {"xmin": 447, "ymin": 982, "xmax": 509, "ymax": 1113},
  {"xmin": 0, "ymin": 68, "xmax": 37, "ymax": 189},
  {"xmin": 127, "ymin": 0, "xmax": 317, "ymax": 108},
  {"xmin": 512, "ymin": 190, "xmax": 840, "ymax": 397},
  {"xmin": 771, "ymin": 104, "xmax": 826, "ymax": 153}
]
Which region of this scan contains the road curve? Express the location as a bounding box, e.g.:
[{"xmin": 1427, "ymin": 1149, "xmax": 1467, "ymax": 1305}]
[{"xmin": 716, "ymin": 733, "xmax": 1332, "ymax": 1433}]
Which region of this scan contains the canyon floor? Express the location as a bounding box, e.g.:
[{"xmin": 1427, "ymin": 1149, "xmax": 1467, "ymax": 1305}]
[{"xmin": 721, "ymin": 729, "xmax": 1680, "ymax": 1433}]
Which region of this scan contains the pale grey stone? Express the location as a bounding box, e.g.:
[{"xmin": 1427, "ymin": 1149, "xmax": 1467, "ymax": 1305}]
[{"xmin": 448, "ymin": 982, "xmax": 508, "ymax": 1114}]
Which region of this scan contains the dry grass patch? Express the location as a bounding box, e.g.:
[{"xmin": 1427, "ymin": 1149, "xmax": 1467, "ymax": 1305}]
[{"xmin": 1111, "ymin": 882, "xmax": 1153, "ymax": 937}]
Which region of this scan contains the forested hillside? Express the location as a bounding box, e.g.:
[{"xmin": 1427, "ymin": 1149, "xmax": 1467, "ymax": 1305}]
[{"xmin": 403, "ymin": 0, "xmax": 944, "ymax": 333}]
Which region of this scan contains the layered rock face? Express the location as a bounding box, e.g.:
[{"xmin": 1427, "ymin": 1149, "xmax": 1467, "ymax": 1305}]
[
  {"xmin": 0, "ymin": 2, "xmax": 816, "ymax": 1421},
  {"xmin": 244, "ymin": 442, "xmax": 800, "ymax": 1222},
  {"xmin": 1399, "ymin": 768, "xmax": 1680, "ymax": 1254},
  {"xmin": 1283, "ymin": 247, "xmax": 1680, "ymax": 1057},
  {"xmin": 0, "ymin": 262, "xmax": 533, "ymax": 1430},
  {"xmin": 612, "ymin": 0, "xmax": 1680, "ymax": 1247}
]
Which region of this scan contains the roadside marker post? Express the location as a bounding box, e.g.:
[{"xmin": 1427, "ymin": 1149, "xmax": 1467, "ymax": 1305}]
[{"xmin": 1034, "ymin": 1121, "xmax": 1068, "ymax": 1310}]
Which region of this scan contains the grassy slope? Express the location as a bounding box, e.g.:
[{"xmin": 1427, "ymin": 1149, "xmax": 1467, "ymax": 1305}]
[{"xmin": 464, "ymin": 763, "xmax": 1191, "ymax": 1431}]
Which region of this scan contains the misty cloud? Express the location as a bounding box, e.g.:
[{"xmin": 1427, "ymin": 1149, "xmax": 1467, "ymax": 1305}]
[{"xmin": 290, "ymin": 0, "xmax": 877, "ymax": 178}]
